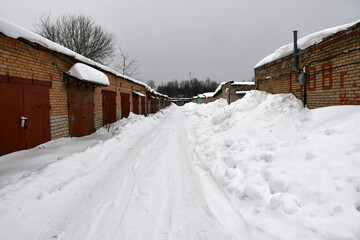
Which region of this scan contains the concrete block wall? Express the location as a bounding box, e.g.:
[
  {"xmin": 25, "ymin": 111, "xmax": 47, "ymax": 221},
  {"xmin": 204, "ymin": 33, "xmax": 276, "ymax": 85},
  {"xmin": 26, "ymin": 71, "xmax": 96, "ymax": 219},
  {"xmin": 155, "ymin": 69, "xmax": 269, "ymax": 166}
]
[{"xmin": 228, "ymin": 83, "xmax": 255, "ymax": 103}]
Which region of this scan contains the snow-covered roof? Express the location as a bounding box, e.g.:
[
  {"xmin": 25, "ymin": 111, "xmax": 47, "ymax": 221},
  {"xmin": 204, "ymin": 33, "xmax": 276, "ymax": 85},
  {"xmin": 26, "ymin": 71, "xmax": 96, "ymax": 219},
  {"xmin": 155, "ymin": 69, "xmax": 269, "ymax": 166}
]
[
  {"xmin": 254, "ymin": 19, "xmax": 360, "ymax": 68},
  {"xmin": 145, "ymin": 87, "xmax": 168, "ymax": 98},
  {"xmin": 194, "ymin": 80, "xmax": 254, "ymax": 99},
  {"xmin": 195, "ymin": 92, "xmax": 215, "ymax": 99},
  {"xmin": 213, "ymin": 80, "xmax": 236, "ymax": 96},
  {"xmin": 203, "ymin": 92, "xmax": 215, "ymax": 98},
  {"xmin": 231, "ymin": 82, "xmax": 255, "ymax": 86},
  {"xmin": 235, "ymin": 90, "xmax": 249, "ymax": 95},
  {"xmin": 0, "ymin": 18, "xmax": 168, "ymax": 98},
  {"xmin": 132, "ymin": 91, "xmax": 146, "ymax": 97},
  {"xmin": 213, "ymin": 82, "xmax": 227, "ymax": 96},
  {"xmin": 66, "ymin": 63, "xmax": 109, "ymax": 86}
]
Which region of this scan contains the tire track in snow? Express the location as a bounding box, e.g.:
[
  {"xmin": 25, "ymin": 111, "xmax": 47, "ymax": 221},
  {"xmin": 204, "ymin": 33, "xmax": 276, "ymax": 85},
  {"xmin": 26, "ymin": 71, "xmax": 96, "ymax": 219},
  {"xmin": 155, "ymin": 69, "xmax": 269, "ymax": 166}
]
[
  {"xmin": 9, "ymin": 107, "xmax": 252, "ymax": 239},
  {"xmin": 34, "ymin": 115, "xmax": 166, "ymax": 240},
  {"xmin": 109, "ymin": 108, "xmax": 250, "ymax": 240}
]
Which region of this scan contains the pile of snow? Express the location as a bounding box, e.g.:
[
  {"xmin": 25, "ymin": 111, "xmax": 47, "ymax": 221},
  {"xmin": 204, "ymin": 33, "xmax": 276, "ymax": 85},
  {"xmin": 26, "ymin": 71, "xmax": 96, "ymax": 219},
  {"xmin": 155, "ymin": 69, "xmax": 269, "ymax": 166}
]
[
  {"xmin": 0, "ymin": 111, "xmax": 165, "ymax": 188},
  {"xmin": 183, "ymin": 91, "xmax": 360, "ymax": 240},
  {"xmin": 255, "ymin": 19, "xmax": 360, "ymax": 68},
  {"xmin": 1, "ymin": 90, "xmax": 359, "ymax": 239},
  {"xmin": 66, "ymin": 63, "xmax": 109, "ymax": 86}
]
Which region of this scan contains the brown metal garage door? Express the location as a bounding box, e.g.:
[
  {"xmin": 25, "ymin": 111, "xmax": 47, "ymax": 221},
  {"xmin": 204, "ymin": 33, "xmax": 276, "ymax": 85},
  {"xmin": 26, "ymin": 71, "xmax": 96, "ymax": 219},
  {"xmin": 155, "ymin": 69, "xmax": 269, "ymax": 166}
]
[
  {"xmin": 0, "ymin": 76, "xmax": 51, "ymax": 156},
  {"xmin": 102, "ymin": 90, "xmax": 117, "ymax": 125},
  {"xmin": 151, "ymin": 99, "xmax": 156, "ymax": 113},
  {"xmin": 133, "ymin": 95, "xmax": 139, "ymax": 114},
  {"xmin": 68, "ymin": 84, "xmax": 94, "ymax": 137},
  {"xmin": 141, "ymin": 97, "xmax": 146, "ymax": 115},
  {"xmin": 23, "ymin": 84, "xmax": 51, "ymax": 148},
  {"xmin": 121, "ymin": 92, "xmax": 130, "ymax": 118}
]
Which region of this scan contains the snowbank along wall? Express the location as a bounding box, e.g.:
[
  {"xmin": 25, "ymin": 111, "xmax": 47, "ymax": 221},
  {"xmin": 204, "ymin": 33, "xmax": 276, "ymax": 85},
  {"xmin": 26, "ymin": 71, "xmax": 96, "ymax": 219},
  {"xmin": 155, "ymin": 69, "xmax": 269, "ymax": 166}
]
[{"xmin": 254, "ymin": 22, "xmax": 360, "ymax": 108}]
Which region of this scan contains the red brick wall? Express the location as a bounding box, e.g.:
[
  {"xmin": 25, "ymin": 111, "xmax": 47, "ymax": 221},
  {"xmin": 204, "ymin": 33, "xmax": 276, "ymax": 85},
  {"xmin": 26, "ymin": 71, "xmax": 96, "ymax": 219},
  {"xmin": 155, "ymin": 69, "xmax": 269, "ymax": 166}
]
[
  {"xmin": 0, "ymin": 33, "xmax": 151, "ymax": 139},
  {"xmin": 254, "ymin": 22, "xmax": 360, "ymax": 108}
]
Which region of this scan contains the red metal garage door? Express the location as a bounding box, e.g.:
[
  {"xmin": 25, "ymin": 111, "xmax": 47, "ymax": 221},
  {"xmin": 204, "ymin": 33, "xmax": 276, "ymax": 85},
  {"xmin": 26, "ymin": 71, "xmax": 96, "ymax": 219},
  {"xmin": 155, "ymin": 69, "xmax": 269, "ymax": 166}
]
[
  {"xmin": 0, "ymin": 77, "xmax": 51, "ymax": 156},
  {"xmin": 133, "ymin": 95, "xmax": 139, "ymax": 114},
  {"xmin": 151, "ymin": 99, "xmax": 156, "ymax": 113},
  {"xmin": 0, "ymin": 81, "xmax": 25, "ymax": 155},
  {"xmin": 121, "ymin": 92, "xmax": 130, "ymax": 118},
  {"xmin": 23, "ymin": 85, "xmax": 51, "ymax": 149},
  {"xmin": 141, "ymin": 96, "xmax": 146, "ymax": 115},
  {"xmin": 68, "ymin": 85, "xmax": 94, "ymax": 137},
  {"xmin": 102, "ymin": 90, "xmax": 117, "ymax": 125}
]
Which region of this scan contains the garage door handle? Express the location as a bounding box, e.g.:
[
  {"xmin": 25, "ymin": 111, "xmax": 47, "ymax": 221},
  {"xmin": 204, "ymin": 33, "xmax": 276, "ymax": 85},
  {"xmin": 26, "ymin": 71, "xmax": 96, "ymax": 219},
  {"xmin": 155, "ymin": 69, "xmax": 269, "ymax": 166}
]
[{"xmin": 20, "ymin": 116, "xmax": 27, "ymax": 128}]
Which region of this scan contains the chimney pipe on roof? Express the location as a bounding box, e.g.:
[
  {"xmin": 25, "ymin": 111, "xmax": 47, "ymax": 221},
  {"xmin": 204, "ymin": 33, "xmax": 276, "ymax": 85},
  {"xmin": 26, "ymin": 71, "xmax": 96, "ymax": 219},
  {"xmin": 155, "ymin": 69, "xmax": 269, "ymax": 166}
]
[
  {"xmin": 293, "ymin": 30, "xmax": 300, "ymax": 71},
  {"xmin": 294, "ymin": 30, "xmax": 307, "ymax": 107}
]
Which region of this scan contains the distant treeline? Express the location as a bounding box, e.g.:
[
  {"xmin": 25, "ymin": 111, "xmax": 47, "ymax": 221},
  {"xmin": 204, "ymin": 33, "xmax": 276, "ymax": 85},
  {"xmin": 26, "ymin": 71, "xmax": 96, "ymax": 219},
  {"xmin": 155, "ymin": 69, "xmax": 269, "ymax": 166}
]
[{"xmin": 156, "ymin": 78, "xmax": 219, "ymax": 98}]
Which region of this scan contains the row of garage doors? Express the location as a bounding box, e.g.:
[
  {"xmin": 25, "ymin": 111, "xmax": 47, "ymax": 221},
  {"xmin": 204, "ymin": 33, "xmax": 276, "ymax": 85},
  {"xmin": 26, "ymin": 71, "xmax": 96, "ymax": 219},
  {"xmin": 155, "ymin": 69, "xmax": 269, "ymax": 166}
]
[{"xmin": 0, "ymin": 76, "xmax": 146, "ymax": 156}]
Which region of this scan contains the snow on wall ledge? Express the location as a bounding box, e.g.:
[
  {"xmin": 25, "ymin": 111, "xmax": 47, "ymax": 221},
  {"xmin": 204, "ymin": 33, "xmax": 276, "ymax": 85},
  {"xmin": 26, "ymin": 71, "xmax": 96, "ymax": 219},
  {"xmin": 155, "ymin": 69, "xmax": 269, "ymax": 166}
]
[
  {"xmin": 254, "ymin": 19, "xmax": 360, "ymax": 68},
  {"xmin": 66, "ymin": 63, "xmax": 110, "ymax": 86}
]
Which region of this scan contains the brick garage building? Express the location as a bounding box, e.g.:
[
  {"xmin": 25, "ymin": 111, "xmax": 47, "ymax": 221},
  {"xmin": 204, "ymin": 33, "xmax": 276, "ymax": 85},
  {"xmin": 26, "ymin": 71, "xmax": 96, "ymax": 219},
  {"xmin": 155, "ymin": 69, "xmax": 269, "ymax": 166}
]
[
  {"xmin": 254, "ymin": 20, "xmax": 360, "ymax": 108},
  {"xmin": 0, "ymin": 19, "xmax": 167, "ymax": 156},
  {"xmin": 194, "ymin": 80, "xmax": 255, "ymax": 104}
]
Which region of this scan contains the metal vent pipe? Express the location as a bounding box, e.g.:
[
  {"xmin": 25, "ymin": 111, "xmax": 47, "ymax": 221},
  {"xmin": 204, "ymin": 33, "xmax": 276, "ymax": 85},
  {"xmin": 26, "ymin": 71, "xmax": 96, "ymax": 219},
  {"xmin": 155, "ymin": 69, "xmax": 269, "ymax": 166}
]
[{"xmin": 293, "ymin": 30, "xmax": 300, "ymax": 71}]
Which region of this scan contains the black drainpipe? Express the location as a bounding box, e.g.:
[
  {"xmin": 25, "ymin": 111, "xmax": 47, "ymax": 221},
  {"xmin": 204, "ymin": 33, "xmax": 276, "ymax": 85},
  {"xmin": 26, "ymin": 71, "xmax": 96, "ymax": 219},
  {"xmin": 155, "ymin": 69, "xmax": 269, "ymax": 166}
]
[
  {"xmin": 293, "ymin": 30, "xmax": 307, "ymax": 107},
  {"xmin": 293, "ymin": 30, "xmax": 300, "ymax": 71}
]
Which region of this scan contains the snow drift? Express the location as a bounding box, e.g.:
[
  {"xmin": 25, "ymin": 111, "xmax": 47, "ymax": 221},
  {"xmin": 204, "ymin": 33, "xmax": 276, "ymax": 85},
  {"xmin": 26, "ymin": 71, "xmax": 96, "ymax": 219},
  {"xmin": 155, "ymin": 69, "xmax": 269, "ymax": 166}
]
[
  {"xmin": 184, "ymin": 91, "xmax": 360, "ymax": 240},
  {"xmin": 0, "ymin": 91, "xmax": 359, "ymax": 239}
]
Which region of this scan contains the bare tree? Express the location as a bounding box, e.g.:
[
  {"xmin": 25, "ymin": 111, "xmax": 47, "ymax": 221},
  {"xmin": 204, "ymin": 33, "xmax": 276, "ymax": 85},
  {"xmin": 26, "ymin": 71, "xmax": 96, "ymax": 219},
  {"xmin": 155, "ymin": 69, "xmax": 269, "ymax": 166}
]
[
  {"xmin": 147, "ymin": 80, "xmax": 156, "ymax": 89},
  {"xmin": 34, "ymin": 13, "xmax": 116, "ymax": 65},
  {"xmin": 114, "ymin": 44, "xmax": 139, "ymax": 78}
]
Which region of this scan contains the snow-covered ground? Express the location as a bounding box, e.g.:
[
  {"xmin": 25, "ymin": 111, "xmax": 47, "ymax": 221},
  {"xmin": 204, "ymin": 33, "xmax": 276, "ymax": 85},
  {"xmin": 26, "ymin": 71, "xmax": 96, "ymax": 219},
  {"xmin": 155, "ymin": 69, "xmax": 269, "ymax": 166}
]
[{"xmin": 1, "ymin": 91, "xmax": 360, "ymax": 239}]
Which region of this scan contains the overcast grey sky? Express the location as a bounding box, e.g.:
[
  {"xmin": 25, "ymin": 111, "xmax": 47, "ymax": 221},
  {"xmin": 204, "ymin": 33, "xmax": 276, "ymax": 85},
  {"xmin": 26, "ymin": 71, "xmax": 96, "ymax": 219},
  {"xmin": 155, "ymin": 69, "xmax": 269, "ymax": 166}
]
[{"xmin": 1, "ymin": 0, "xmax": 359, "ymax": 85}]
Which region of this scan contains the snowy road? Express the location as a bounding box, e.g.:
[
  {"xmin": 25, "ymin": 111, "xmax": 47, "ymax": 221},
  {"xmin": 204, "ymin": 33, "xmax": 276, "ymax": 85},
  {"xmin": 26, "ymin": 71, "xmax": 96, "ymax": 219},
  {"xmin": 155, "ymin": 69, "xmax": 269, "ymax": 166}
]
[
  {"xmin": 0, "ymin": 106, "xmax": 250, "ymax": 240},
  {"xmin": 2, "ymin": 92, "xmax": 360, "ymax": 240}
]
